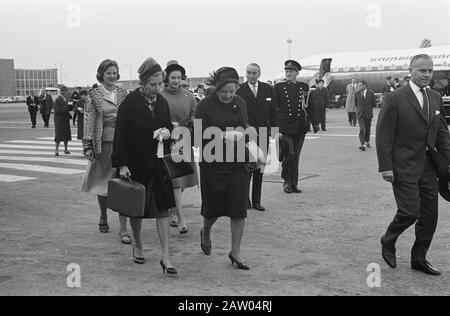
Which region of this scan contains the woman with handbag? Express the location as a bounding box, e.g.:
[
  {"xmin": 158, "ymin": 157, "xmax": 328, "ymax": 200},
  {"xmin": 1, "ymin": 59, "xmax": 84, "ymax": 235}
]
[
  {"xmin": 81, "ymin": 59, "xmax": 130, "ymax": 244},
  {"xmin": 195, "ymin": 67, "xmax": 258, "ymax": 270},
  {"xmin": 111, "ymin": 57, "xmax": 178, "ymax": 275},
  {"xmin": 160, "ymin": 61, "xmax": 198, "ymax": 235}
]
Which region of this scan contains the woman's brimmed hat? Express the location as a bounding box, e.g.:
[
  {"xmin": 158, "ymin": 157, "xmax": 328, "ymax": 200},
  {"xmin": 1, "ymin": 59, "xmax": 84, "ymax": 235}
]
[
  {"xmin": 207, "ymin": 67, "xmax": 240, "ymax": 91},
  {"xmin": 165, "ymin": 60, "xmax": 186, "ymax": 79},
  {"xmin": 137, "ymin": 57, "xmax": 163, "ymax": 84}
]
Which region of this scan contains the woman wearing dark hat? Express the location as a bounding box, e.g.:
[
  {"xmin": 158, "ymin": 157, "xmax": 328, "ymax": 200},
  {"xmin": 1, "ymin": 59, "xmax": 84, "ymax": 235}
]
[
  {"xmin": 81, "ymin": 59, "xmax": 130, "ymax": 243},
  {"xmin": 195, "ymin": 67, "xmax": 256, "ymax": 270},
  {"xmin": 111, "ymin": 57, "xmax": 178, "ymax": 274},
  {"xmin": 160, "ymin": 61, "xmax": 198, "ymax": 234},
  {"xmin": 53, "ymin": 86, "xmax": 72, "ymax": 156}
]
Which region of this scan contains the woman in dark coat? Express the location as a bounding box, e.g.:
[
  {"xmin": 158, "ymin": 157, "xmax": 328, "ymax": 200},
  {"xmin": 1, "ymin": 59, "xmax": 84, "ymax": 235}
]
[
  {"xmin": 111, "ymin": 57, "xmax": 177, "ymax": 274},
  {"xmin": 53, "ymin": 86, "xmax": 72, "ymax": 156},
  {"xmin": 196, "ymin": 67, "xmax": 257, "ymax": 270}
]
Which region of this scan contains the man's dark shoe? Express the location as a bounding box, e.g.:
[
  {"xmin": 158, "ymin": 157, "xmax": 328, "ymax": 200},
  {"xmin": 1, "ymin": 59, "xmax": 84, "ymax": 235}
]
[
  {"xmin": 246, "ymin": 200, "xmax": 252, "ymax": 209},
  {"xmin": 411, "ymin": 261, "xmax": 441, "ymax": 276},
  {"xmin": 291, "ymin": 187, "xmax": 302, "ymax": 193},
  {"xmin": 252, "ymin": 204, "xmax": 266, "ymax": 212},
  {"xmin": 381, "ymin": 237, "xmax": 396, "ymax": 268},
  {"xmin": 359, "ymin": 145, "xmax": 366, "ymax": 151},
  {"xmin": 283, "ymin": 182, "xmax": 292, "ymax": 194}
]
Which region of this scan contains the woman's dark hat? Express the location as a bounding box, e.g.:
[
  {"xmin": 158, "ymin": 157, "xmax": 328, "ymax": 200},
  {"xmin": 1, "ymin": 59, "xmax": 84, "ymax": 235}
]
[
  {"xmin": 214, "ymin": 67, "xmax": 240, "ymax": 91},
  {"xmin": 284, "ymin": 60, "xmax": 302, "ymax": 72},
  {"xmin": 137, "ymin": 57, "xmax": 163, "ymax": 83},
  {"xmin": 165, "ymin": 60, "xmax": 186, "ymax": 79}
]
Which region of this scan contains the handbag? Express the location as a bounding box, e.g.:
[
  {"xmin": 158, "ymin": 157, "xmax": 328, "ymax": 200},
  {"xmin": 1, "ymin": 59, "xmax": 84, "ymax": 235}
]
[
  {"xmin": 161, "ymin": 150, "xmax": 195, "ymax": 181},
  {"xmin": 244, "ymin": 141, "xmax": 265, "ymax": 173},
  {"xmin": 107, "ymin": 178, "xmax": 146, "ymax": 218}
]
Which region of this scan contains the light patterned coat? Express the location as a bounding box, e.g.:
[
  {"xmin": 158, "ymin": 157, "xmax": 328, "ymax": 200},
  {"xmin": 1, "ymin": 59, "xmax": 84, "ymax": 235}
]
[{"xmin": 83, "ymin": 86, "xmax": 128, "ymax": 156}]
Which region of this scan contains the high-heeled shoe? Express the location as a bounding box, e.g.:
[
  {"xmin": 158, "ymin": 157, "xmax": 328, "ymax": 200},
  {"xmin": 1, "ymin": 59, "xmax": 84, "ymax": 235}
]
[
  {"xmin": 160, "ymin": 259, "xmax": 178, "ymax": 275},
  {"xmin": 132, "ymin": 247, "xmax": 145, "ymax": 265},
  {"xmin": 228, "ymin": 253, "xmax": 250, "ymax": 270},
  {"xmin": 179, "ymin": 226, "xmax": 188, "ymax": 235},
  {"xmin": 200, "ymin": 229, "xmax": 211, "ymax": 256}
]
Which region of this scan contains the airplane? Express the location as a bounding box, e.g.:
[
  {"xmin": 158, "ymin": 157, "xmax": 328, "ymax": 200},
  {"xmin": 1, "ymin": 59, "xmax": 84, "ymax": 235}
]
[{"xmin": 274, "ymin": 44, "xmax": 450, "ymax": 108}]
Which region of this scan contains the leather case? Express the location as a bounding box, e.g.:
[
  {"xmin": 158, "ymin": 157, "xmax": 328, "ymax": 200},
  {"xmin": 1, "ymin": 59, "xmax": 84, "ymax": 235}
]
[{"xmin": 107, "ymin": 178, "xmax": 146, "ymax": 218}]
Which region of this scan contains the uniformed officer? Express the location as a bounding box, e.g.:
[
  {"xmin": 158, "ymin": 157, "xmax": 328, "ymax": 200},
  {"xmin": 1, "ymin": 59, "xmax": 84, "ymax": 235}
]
[{"xmin": 273, "ymin": 60, "xmax": 316, "ymax": 194}]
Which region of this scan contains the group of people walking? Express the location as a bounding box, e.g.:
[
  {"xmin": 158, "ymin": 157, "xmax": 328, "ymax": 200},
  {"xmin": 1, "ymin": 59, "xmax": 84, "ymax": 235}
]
[
  {"xmin": 24, "ymin": 53, "xmax": 450, "ymax": 278},
  {"xmin": 77, "ymin": 56, "xmax": 319, "ymax": 275}
]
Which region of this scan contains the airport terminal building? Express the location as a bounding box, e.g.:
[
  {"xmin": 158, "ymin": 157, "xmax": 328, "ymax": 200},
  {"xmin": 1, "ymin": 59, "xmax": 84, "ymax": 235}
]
[{"xmin": 0, "ymin": 59, "xmax": 58, "ymax": 97}]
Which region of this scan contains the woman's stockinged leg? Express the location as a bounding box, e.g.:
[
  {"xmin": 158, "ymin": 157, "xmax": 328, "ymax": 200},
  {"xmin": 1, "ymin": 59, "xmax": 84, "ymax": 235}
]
[
  {"xmin": 202, "ymin": 217, "xmax": 218, "ymax": 246},
  {"xmin": 130, "ymin": 218, "xmax": 143, "ymax": 257},
  {"xmin": 97, "ymin": 195, "xmax": 108, "ymax": 223},
  {"xmin": 230, "ymin": 218, "xmax": 245, "ymax": 261},
  {"xmin": 119, "ymin": 215, "xmax": 128, "ymax": 235},
  {"xmin": 173, "ymin": 188, "xmax": 187, "ymax": 230},
  {"xmin": 156, "ymin": 217, "xmax": 175, "ymax": 268}
]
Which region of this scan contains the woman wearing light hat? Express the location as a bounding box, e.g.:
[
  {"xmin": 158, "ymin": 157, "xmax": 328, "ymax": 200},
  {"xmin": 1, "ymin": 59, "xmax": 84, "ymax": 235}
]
[
  {"xmin": 195, "ymin": 67, "xmax": 257, "ymax": 270},
  {"xmin": 160, "ymin": 61, "xmax": 198, "ymax": 235},
  {"xmin": 111, "ymin": 57, "xmax": 178, "ymax": 274}
]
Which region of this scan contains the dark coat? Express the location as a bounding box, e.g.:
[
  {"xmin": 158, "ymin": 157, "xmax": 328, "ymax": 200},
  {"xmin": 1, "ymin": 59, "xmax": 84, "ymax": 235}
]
[
  {"xmin": 355, "ymin": 89, "xmax": 376, "ymax": 120},
  {"xmin": 26, "ymin": 95, "xmax": 39, "ymax": 112},
  {"xmin": 39, "ymin": 94, "xmax": 53, "ymax": 115},
  {"xmin": 236, "ymin": 81, "xmax": 277, "ymax": 130},
  {"xmin": 273, "ymin": 81, "xmax": 311, "ymax": 135},
  {"xmin": 376, "ymin": 84, "xmax": 450, "ymax": 182},
  {"xmin": 312, "ymin": 87, "xmax": 330, "ymax": 109},
  {"xmin": 111, "ymin": 89, "xmax": 175, "ymax": 211},
  {"xmin": 54, "ymin": 96, "xmax": 72, "ymax": 142}
]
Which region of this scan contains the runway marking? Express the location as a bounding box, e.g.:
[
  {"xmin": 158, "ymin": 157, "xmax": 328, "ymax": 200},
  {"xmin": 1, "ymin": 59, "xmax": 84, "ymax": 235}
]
[
  {"xmin": 6, "ymin": 140, "xmax": 82, "ymax": 145},
  {"xmin": 0, "ymin": 163, "xmax": 85, "ymax": 175},
  {"xmin": 0, "ymin": 144, "xmax": 82, "ymax": 151},
  {"xmin": 0, "ymin": 156, "xmax": 87, "ymax": 166},
  {"xmin": 0, "ymin": 150, "xmax": 74, "ymax": 156},
  {"xmin": 0, "ymin": 174, "xmax": 37, "ymax": 183},
  {"xmin": 38, "ymin": 136, "xmax": 78, "ymax": 140}
]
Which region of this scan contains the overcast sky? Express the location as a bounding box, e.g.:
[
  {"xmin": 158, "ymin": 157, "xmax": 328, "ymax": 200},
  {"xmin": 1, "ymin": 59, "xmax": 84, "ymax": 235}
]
[{"xmin": 1, "ymin": 0, "xmax": 449, "ymax": 86}]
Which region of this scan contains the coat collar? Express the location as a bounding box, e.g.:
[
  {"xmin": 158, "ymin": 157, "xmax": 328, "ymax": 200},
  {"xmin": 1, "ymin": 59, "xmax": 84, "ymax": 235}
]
[{"xmin": 130, "ymin": 89, "xmax": 159, "ymax": 126}]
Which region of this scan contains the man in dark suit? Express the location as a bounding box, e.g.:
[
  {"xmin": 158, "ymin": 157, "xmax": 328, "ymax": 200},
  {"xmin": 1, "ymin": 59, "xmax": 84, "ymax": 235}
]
[
  {"xmin": 26, "ymin": 90, "xmax": 39, "ymax": 128},
  {"xmin": 237, "ymin": 63, "xmax": 277, "ymax": 211},
  {"xmin": 39, "ymin": 89, "xmax": 53, "ymax": 128},
  {"xmin": 376, "ymin": 54, "xmax": 450, "ymax": 276},
  {"xmin": 273, "ymin": 60, "xmax": 316, "ymax": 194},
  {"xmin": 355, "ymin": 81, "xmax": 376, "ymax": 151},
  {"xmin": 312, "ymin": 79, "xmax": 330, "ymax": 131}
]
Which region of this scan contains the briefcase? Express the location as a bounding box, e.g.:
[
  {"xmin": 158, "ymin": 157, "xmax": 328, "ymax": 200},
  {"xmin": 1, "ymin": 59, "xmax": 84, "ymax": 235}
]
[
  {"xmin": 161, "ymin": 151, "xmax": 194, "ymax": 181},
  {"xmin": 107, "ymin": 178, "xmax": 146, "ymax": 218}
]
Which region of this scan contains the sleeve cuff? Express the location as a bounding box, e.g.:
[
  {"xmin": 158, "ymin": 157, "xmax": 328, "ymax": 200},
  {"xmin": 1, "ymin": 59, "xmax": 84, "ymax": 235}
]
[{"xmin": 111, "ymin": 153, "xmax": 129, "ymax": 168}]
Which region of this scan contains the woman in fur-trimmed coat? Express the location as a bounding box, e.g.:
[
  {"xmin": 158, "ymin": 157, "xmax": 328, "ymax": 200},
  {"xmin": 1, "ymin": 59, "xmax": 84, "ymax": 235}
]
[{"xmin": 80, "ymin": 59, "xmax": 130, "ymax": 241}]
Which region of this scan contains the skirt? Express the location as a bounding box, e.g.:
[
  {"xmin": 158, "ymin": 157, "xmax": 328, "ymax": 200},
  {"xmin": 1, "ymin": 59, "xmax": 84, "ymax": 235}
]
[
  {"xmin": 54, "ymin": 113, "xmax": 72, "ymax": 142},
  {"xmin": 172, "ymin": 161, "xmax": 199, "ymax": 189},
  {"xmin": 200, "ymin": 167, "xmax": 249, "ymax": 219},
  {"xmin": 80, "ymin": 142, "xmax": 116, "ymax": 197}
]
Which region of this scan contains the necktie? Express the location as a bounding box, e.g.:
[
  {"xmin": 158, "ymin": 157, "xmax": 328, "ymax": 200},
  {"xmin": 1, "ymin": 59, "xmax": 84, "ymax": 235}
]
[
  {"xmin": 420, "ymin": 88, "xmax": 429, "ymax": 122},
  {"xmin": 251, "ymin": 84, "xmax": 257, "ymax": 97}
]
